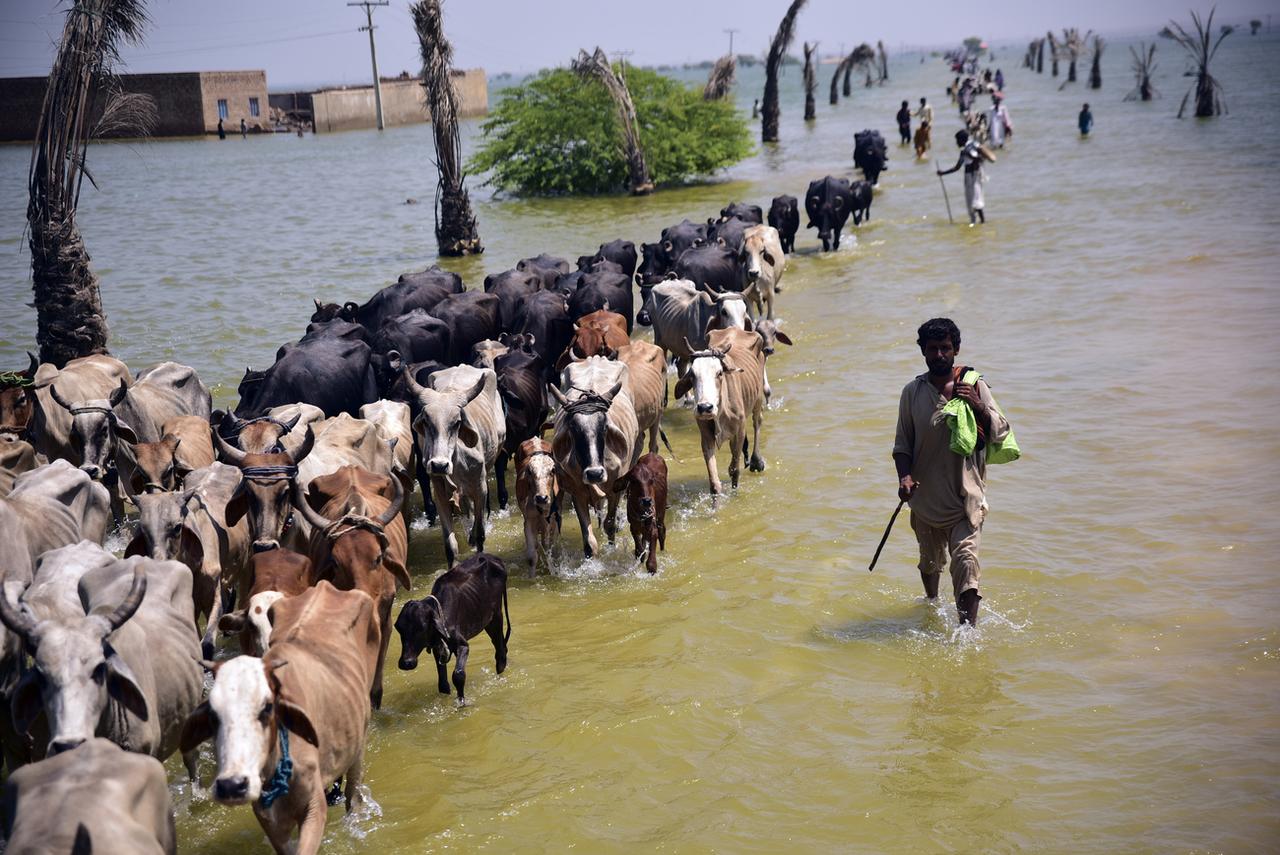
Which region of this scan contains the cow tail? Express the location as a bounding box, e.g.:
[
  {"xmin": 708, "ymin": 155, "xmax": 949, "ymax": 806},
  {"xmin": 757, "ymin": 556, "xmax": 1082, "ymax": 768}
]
[
  {"xmin": 502, "ymin": 583, "xmax": 512, "ymax": 644},
  {"xmin": 659, "ymin": 427, "xmax": 678, "ymax": 462}
]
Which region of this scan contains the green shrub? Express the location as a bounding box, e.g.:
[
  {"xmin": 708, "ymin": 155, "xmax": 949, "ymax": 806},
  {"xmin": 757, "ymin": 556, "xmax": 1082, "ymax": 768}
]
[{"xmin": 468, "ymin": 66, "xmax": 753, "ymax": 196}]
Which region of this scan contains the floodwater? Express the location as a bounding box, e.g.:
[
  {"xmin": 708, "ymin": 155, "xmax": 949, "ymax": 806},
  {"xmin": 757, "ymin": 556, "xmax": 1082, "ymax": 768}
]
[{"xmin": 3, "ymin": 32, "xmax": 1279, "ymax": 854}]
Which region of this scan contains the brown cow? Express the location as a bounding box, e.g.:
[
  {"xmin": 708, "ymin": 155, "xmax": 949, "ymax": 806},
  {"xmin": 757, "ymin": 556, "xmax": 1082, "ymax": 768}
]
[
  {"xmin": 293, "ymin": 466, "xmax": 407, "ymax": 709},
  {"xmin": 514, "ymin": 438, "xmax": 560, "ymax": 575},
  {"xmin": 613, "ymin": 453, "xmax": 668, "ymax": 574},
  {"xmin": 118, "ymin": 415, "xmax": 216, "ymax": 496},
  {"xmin": 214, "ymin": 427, "xmax": 316, "ymax": 554},
  {"xmin": 0, "ymin": 353, "xmax": 37, "ymax": 436},
  {"xmin": 557, "ymin": 308, "xmax": 629, "ymax": 370},
  {"xmin": 217, "ymin": 548, "xmax": 318, "ymax": 655},
  {"xmin": 218, "ymin": 403, "xmax": 325, "ymax": 456},
  {"xmin": 181, "ymin": 582, "xmax": 380, "ymax": 855},
  {"xmin": 616, "ymin": 340, "xmax": 668, "ymax": 454}
]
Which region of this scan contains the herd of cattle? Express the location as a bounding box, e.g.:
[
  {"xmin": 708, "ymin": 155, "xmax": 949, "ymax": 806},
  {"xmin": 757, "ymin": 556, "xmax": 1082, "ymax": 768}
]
[{"xmin": 0, "ymin": 171, "xmax": 881, "ymax": 853}]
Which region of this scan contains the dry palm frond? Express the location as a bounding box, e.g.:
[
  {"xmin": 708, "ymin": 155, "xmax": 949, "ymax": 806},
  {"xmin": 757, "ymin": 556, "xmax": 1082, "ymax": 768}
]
[
  {"xmin": 28, "ymin": 0, "xmax": 151, "ymax": 366},
  {"xmin": 1124, "ymin": 42, "xmax": 1161, "ymax": 101},
  {"xmin": 1166, "ymin": 7, "xmax": 1231, "ymax": 118},
  {"xmin": 574, "ymin": 47, "xmax": 653, "ymax": 194},
  {"xmin": 762, "ymin": 0, "xmax": 808, "ymax": 142},
  {"xmin": 703, "ymin": 54, "xmax": 737, "ymax": 100},
  {"xmin": 802, "ymin": 42, "xmax": 817, "ymax": 120},
  {"xmin": 844, "ymin": 42, "xmax": 874, "ymax": 96},
  {"xmin": 412, "ymin": 0, "xmax": 482, "ymax": 254}
]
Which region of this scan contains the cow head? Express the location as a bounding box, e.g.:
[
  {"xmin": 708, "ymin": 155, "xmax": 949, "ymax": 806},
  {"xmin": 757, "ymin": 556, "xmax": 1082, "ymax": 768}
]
[
  {"xmin": 753, "ymin": 319, "xmax": 794, "ymax": 357},
  {"xmin": 310, "ymin": 299, "xmax": 359, "ymax": 324},
  {"xmin": 402, "ymin": 371, "xmax": 486, "ymax": 476},
  {"xmin": 116, "ymin": 433, "xmax": 185, "ymax": 496},
  {"xmin": 181, "ymin": 656, "xmax": 318, "ymax": 805},
  {"xmin": 394, "ymin": 596, "xmax": 451, "ymax": 688},
  {"xmin": 217, "ymin": 550, "xmax": 314, "ymax": 656},
  {"xmin": 125, "ymin": 489, "xmax": 204, "ymax": 569},
  {"xmin": 740, "ymin": 232, "xmax": 777, "ymax": 286},
  {"xmin": 516, "ymin": 439, "xmax": 558, "ymax": 521},
  {"xmin": 220, "ymin": 410, "xmax": 304, "ymax": 455},
  {"xmin": 0, "ymin": 569, "xmax": 149, "ymax": 756},
  {"xmin": 549, "ymin": 379, "xmax": 623, "ymax": 484},
  {"xmin": 704, "ymin": 292, "xmax": 750, "ymax": 335},
  {"xmin": 46, "ymin": 379, "xmax": 134, "ymax": 482},
  {"xmin": 471, "ymin": 339, "xmax": 509, "ymax": 370},
  {"xmin": 0, "ymin": 352, "xmax": 38, "ymax": 434},
  {"xmin": 676, "ymin": 341, "xmax": 741, "ymax": 420},
  {"xmin": 215, "ymin": 427, "xmax": 315, "ymax": 553},
  {"xmin": 291, "ymin": 474, "xmax": 408, "ymax": 587}
]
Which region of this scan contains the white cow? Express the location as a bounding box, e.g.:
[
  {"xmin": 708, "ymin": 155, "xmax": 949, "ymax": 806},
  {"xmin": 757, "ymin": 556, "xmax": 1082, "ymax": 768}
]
[{"xmin": 740, "ymin": 224, "xmax": 786, "ymax": 320}]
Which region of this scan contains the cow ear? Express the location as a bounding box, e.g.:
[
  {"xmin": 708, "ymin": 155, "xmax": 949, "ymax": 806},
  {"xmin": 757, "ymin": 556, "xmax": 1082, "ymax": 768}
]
[
  {"xmin": 674, "ymin": 372, "xmax": 694, "ymax": 400},
  {"xmin": 179, "ymin": 528, "xmax": 203, "ymax": 571},
  {"xmin": 458, "ymin": 422, "xmax": 479, "ymax": 449},
  {"xmin": 179, "ymin": 701, "xmax": 215, "ymax": 752},
  {"xmin": 105, "ymin": 644, "xmax": 149, "ymax": 721},
  {"xmin": 388, "ymin": 559, "xmax": 412, "ymax": 591},
  {"xmin": 775, "ymin": 331, "xmax": 793, "ymax": 346},
  {"xmin": 11, "ymin": 671, "xmax": 43, "ymax": 735},
  {"xmin": 224, "ymin": 482, "xmax": 248, "ymax": 527},
  {"xmin": 744, "ymin": 316, "xmax": 755, "ymax": 333},
  {"xmin": 114, "ymin": 420, "xmax": 139, "ymax": 445},
  {"xmin": 124, "ymin": 535, "xmax": 146, "ymax": 558},
  {"xmin": 277, "ymin": 698, "xmax": 319, "ymax": 746},
  {"xmin": 218, "ymin": 610, "xmax": 247, "ymax": 635},
  {"xmin": 612, "ymin": 475, "xmax": 630, "ymax": 494},
  {"xmin": 703, "ymin": 315, "xmax": 720, "ymax": 338},
  {"xmin": 109, "ymin": 379, "xmax": 128, "ymax": 408}
]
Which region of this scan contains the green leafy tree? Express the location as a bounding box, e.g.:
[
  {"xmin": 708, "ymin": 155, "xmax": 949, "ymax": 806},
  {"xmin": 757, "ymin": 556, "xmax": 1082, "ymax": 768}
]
[{"xmin": 469, "ymin": 66, "xmax": 752, "ymax": 196}]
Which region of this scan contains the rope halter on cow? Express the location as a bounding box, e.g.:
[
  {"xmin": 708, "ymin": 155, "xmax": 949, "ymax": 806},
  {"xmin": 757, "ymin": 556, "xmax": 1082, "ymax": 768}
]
[
  {"xmin": 560, "ymin": 388, "xmax": 613, "ymax": 416},
  {"xmin": 321, "ymin": 513, "xmax": 391, "ymax": 553},
  {"xmin": 240, "ymin": 465, "xmax": 298, "ymax": 483},
  {"xmin": 258, "ymin": 723, "xmax": 293, "ymax": 808}
]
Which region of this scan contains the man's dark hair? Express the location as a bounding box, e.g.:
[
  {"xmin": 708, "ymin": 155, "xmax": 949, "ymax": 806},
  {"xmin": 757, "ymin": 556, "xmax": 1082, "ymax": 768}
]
[
  {"xmin": 955, "ymin": 129, "xmax": 969, "ymax": 144},
  {"xmin": 917, "ymin": 318, "xmax": 961, "ymax": 350}
]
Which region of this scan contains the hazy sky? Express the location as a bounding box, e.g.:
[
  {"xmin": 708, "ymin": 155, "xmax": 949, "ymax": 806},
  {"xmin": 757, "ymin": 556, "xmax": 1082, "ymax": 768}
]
[{"xmin": 2, "ymin": 0, "xmax": 1273, "ymax": 88}]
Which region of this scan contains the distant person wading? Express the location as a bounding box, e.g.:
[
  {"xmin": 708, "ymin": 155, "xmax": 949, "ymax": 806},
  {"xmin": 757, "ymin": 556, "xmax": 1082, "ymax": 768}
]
[{"xmin": 937, "ymin": 129, "xmax": 993, "ymax": 226}]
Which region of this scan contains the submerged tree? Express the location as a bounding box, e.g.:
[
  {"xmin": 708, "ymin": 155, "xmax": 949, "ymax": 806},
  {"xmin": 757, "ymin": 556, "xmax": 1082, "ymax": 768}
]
[
  {"xmin": 574, "ymin": 47, "xmax": 653, "ymax": 194},
  {"xmin": 1089, "ymin": 35, "xmax": 1104, "ymax": 88},
  {"xmin": 1124, "ymin": 42, "xmax": 1160, "ymax": 101},
  {"xmin": 1167, "ymin": 8, "xmax": 1232, "ymax": 118},
  {"xmin": 27, "ymin": 0, "xmax": 154, "ymax": 367},
  {"xmin": 1047, "ymin": 31, "xmax": 1059, "ymax": 76},
  {"xmin": 802, "ymin": 42, "xmax": 817, "ymax": 120},
  {"xmin": 1250, "ymin": 19, "xmax": 1261, "ymax": 35},
  {"xmin": 1060, "ymin": 28, "xmax": 1092, "ymax": 83},
  {"xmin": 829, "ymin": 55, "xmax": 846, "ymax": 104},
  {"xmin": 703, "ymin": 54, "xmax": 737, "ymax": 100},
  {"xmin": 412, "ymin": 0, "xmax": 482, "ymax": 255},
  {"xmin": 1037, "ymin": 36, "xmax": 1046, "ymax": 73},
  {"xmin": 877, "ymin": 40, "xmax": 889, "ymax": 82},
  {"xmin": 762, "ymin": 0, "xmax": 807, "ymax": 142}
]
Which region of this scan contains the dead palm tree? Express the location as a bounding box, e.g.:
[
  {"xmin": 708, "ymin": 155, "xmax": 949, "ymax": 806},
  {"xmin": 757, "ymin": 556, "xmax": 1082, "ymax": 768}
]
[
  {"xmin": 762, "ymin": 0, "xmax": 807, "ymax": 143},
  {"xmin": 829, "ymin": 55, "xmax": 847, "ymax": 104},
  {"xmin": 1124, "ymin": 42, "xmax": 1161, "ymax": 101},
  {"xmin": 1089, "ymin": 35, "xmax": 1104, "ymax": 88},
  {"xmin": 27, "ymin": 0, "xmax": 153, "ymax": 368},
  {"xmin": 703, "ymin": 54, "xmax": 737, "ymax": 100},
  {"xmin": 802, "ymin": 42, "xmax": 817, "ymax": 120},
  {"xmin": 412, "ymin": 0, "xmax": 482, "ymax": 255},
  {"xmin": 877, "ymin": 40, "xmax": 889, "ymax": 82},
  {"xmin": 1037, "ymin": 37, "xmax": 1046, "ymax": 73},
  {"xmin": 1167, "ymin": 8, "xmax": 1232, "ymax": 118},
  {"xmin": 1061, "ymin": 28, "xmax": 1092, "ymax": 83},
  {"xmin": 1047, "ymin": 31, "xmax": 1059, "ymax": 76},
  {"xmin": 574, "ymin": 47, "xmax": 653, "ymax": 194}
]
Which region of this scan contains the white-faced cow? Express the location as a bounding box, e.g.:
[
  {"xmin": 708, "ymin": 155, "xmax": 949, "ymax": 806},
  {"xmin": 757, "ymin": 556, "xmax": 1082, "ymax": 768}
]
[
  {"xmin": 649, "ymin": 279, "xmax": 751, "ymax": 379},
  {"xmin": 26, "ymin": 355, "xmax": 131, "ymax": 467},
  {"xmin": 216, "ymin": 548, "xmax": 317, "ymax": 656},
  {"xmin": 740, "ymin": 224, "xmax": 787, "ymax": 321}
]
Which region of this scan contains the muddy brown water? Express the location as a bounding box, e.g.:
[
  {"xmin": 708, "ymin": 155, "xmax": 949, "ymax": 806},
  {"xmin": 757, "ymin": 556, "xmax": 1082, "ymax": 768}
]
[{"xmin": 1, "ymin": 36, "xmax": 1278, "ymax": 853}]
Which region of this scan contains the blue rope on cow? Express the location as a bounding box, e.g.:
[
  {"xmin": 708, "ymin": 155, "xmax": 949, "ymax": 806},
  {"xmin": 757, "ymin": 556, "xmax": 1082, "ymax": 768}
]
[{"xmin": 258, "ymin": 723, "xmax": 293, "ymax": 808}]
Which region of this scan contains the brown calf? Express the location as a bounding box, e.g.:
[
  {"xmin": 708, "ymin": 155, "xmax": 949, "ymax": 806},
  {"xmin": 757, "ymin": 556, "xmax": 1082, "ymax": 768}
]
[
  {"xmin": 218, "ymin": 548, "xmax": 318, "ymax": 655},
  {"xmin": 614, "ymin": 452, "xmax": 668, "ymax": 574},
  {"xmin": 118, "ymin": 415, "xmax": 216, "ymax": 496},
  {"xmin": 514, "ymin": 438, "xmax": 560, "ymax": 576},
  {"xmin": 557, "ymin": 309, "xmax": 629, "ymax": 369}
]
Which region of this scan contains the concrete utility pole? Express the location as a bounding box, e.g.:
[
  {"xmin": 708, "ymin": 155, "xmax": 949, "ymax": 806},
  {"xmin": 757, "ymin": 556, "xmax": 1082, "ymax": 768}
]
[
  {"xmin": 349, "ymin": 0, "xmax": 389, "ymax": 130},
  {"xmin": 724, "ymin": 28, "xmax": 739, "ymax": 56}
]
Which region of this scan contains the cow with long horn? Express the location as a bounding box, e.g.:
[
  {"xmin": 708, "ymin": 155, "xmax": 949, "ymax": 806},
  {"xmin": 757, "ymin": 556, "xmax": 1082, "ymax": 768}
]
[{"xmin": 214, "ymin": 425, "xmax": 316, "ymax": 555}]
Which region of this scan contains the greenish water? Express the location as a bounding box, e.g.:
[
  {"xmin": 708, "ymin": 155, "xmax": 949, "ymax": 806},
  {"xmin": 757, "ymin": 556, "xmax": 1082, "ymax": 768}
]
[{"xmin": 2, "ymin": 35, "xmax": 1279, "ymax": 854}]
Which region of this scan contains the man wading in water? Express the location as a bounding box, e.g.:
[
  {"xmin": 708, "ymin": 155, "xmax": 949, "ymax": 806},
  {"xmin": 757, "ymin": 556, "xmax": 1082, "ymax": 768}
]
[
  {"xmin": 937, "ymin": 129, "xmax": 990, "ymax": 225},
  {"xmin": 893, "ymin": 318, "xmax": 1011, "ymax": 626}
]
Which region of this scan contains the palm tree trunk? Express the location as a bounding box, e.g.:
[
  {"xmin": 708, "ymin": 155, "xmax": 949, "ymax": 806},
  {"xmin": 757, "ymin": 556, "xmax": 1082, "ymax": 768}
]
[
  {"xmin": 574, "ymin": 48, "xmax": 653, "ymax": 194},
  {"xmin": 829, "ymin": 57, "xmax": 845, "ymax": 104},
  {"xmin": 762, "ymin": 0, "xmax": 807, "ymax": 143},
  {"xmin": 842, "ymin": 54, "xmax": 855, "ymax": 96},
  {"xmin": 803, "ymin": 42, "xmax": 817, "ymax": 120},
  {"xmin": 412, "ymin": 0, "xmax": 482, "ymax": 256},
  {"xmin": 1089, "ymin": 38, "xmax": 1103, "ymax": 89},
  {"xmin": 877, "ymin": 40, "xmax": 889, "ymax": 81},
  {"xmin": 1037, "ymin": 38, "xmax": 1045, "ymax": 73}
]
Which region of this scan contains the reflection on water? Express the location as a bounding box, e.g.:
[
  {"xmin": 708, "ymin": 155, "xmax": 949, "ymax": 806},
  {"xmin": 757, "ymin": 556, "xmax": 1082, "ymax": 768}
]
[{"xmin": 1, "ymin": 31, "xmax": 1279, "ymax": 854}]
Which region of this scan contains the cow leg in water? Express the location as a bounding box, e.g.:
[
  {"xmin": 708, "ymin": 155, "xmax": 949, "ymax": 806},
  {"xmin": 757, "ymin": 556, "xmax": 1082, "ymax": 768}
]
[
  {"xmin": 200, "ymin": 571, "xmax": 224, "ymax": 661},
  {"xmin": 468, "ymin": 484, "xmax": 487, "ymax": 552},
  {"xmin": 648, "ymin": 420, "xmax": 659, "ymax": 455},
  {"xmin": 431, "ymin": 477, "xmax": 460, "ymax": 566},
  {"xmin": 452, "ymin": 639, "xmax": 470, "ymax": 703},
  {"xmin": 572, "ymin": 487, "xmax": 599, "ymax": 558},
  {"xmin": 293, "ymin": 782, "xmax": 331, "ymax": 855},
  {"xmin": 259, "ymin": 807, "xmax": 295, "ymax": 855},
  {"xmin": 523, "ymin": 512, "xmax": 540, "ymax": 577},
  {"xmin": 833, "ymin": 226, "xmax": 843, "ymax": 251},
  {"xmin": 729, "ymin": 427, "xmax": 744, "ymax": 489},
  {"xmin": 821, "ymin": 236, "xmax": 831, "ymax": 252},
  {"xmin": 495, "ymin": 450, "xmax": 509, "ymax": 510},
  {"xmin": 604, "ymin": 488, "xmax": 621, "ymax": 545},
  {"xmin": 699, "ymin": 423, "xmax": 722, "ymax": 498},
  {"xmin": 763, "ymin": 363, "xmax": 773, "ymax": 404},
  {"xmin": 182, "ymin": 746, "xmax": 199, "ymax": 783},
  {"xmin": 343, "ymin": 738, "xmax": 365, "ymax": 812},
  {"xmin": 484, "ymin": 609, "xmax": 507, "ymax": 674},
  {"xmin": 416, "ymin": 459, "xmax": 438, "ymax": 525},
  {"xmin": 435, "ymin": 654, "xmax": 450, "ymax": 694},
  {"xmin": 370, "ymin": 595, "xmax": 392, "ymax": 710},
  {"xmin": 645, "ymin": 526, "xmax": 659, "ymax": 574},
  {"xmin": 748, "ymin": 401, "xmax": 767, "ymax": 472}
]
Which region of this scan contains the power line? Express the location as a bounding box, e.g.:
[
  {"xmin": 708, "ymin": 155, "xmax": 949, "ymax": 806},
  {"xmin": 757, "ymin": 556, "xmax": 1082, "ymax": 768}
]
[{"xmin": 348, "ymin": 1, "xmax": 389, "ymax": 130}]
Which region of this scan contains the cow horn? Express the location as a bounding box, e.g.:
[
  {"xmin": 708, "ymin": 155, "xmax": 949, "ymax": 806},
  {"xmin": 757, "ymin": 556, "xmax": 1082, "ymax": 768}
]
[
  {"xmin": 101, "ymin": 567, "xmax": 147, "ymax": 635},
  {"xmin": 280, "ymin": 412, "xmax": 302, "ymax": 433},
  {"xmin": 108, "ymin": 378, "xmax": 128, "ymax": 408},
  {"xmin": 462, "ymin": 374, "xmax": 487, "ymax": 406},
  {"xmin": 25, "ymin": 352, "xmax": 38, "ymax": 377},
  {"xmin": 290, "ymin": 426, "xmax": 316, "ymax": 463},
  {"xmin": 603, "ymin": 380, "xmax": 623, "ymax": 402},
  {"xmin": 402, "ymin": 366, "xmax": 427, "ymax": 398},
  {"xmin": 682, "ymin": 336, "xmax": 698, "ymax": 355},
  {"xmin": 48, "ymin": 383, "xmax": 73, "ymax": 411},
  {"xmin": 292, "ymin": 481, "xmax": 334, "ymax": 531},
  {"xmin": 211, "ymin": 426, "xmax": 247, "ymax": 465},
  {"xmin": 0, "ymin": 583, "xmax": 38, "ymax": 645},
  {"xmin": 375, "ymin": 475, "xmax": 404, "ymax": 528}
]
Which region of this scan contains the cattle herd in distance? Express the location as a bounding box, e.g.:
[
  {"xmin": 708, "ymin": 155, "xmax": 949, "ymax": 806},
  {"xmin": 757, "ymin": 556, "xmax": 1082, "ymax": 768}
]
[{"xmin": 0, "ymin": 163, "xmax": 884, "ymax": 853}]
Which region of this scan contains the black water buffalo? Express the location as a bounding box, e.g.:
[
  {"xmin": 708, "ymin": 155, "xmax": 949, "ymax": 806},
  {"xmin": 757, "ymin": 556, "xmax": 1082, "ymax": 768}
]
[
  {"xmin": 515, "ymin": 254, "xmax": 569, "ymax": 291},
  {"xmin": 279, "ymin": 318, "xmax": 368, "ymax": 360},
  {"xmin": 492, "ymin": 345, "xmax": 548, "ymax": 509},
  {"xmin": 369, "ymin": 309, "xmax": 451, "ymax": 392},
  {"xmin": 312, "ymin": 267, "xmax": 459, "ymax": 333},
  {"xmin": 515, "ymin": 291, "xmax": 574, "ymax": 379},
  {"xmin": 394, "ymin": 552, "xmax": 509, "ymax": 703},
  {"xmin": 578, "ymin": 239, "xmax": 638, "ymax": 280},
  {"xmin": 235, "ymin": 337, "xmax": 378, "ymax": 419},
  {"xmin": 718, "ymin": 202, "xmax": 764, "ymax": 224},
  {"xmin": 768, "ymin": 195, "xmax": 800, "ymax": 254},
  {"xmin": 850, "ymin": 179, "xmax": 875, "ymax": 226},
  {"xmin": 707, "ymin": 216, "xmax": 751, "ymax": 253},
  {"xmin": 805, "ymin": 176, "xmax": 856, "ymax": 252},
  {"xmin": 553, "ymin": 270, "xmax": 587, "ymax": 300},
  {"xmin": 483, "ymin": 269, "xmax": 542, "ymax": 333},
  {"xmin": 430, "ymin": 291, "xmax": 501, "ymax": 366},
  {"xmin": 398, "ymin": 264, "xmax": 465, "ymax": 293},
  {"xmin": 637, "ymin": 219, "xmax": 707, "ymax": 285},
  {"xmin": 568, "ymin": 270, "xmax": 634, "ymax": 333},
  {"xmin": 675, "ymin": 244, "xmax": 743, "ymax": 294},
  {"xmin": 853, "ymin": 129, "xmax": 889, "ymax": 187}
]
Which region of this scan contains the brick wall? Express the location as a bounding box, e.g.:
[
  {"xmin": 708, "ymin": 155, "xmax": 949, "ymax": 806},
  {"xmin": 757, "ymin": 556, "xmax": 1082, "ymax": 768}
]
[
  {"xmin": 198, "ymin": 71, "xmax": 270, "ymax": 134},
  {"xmin": 309, "ymin": 69, "xmax": 487, "ymax": 133}
]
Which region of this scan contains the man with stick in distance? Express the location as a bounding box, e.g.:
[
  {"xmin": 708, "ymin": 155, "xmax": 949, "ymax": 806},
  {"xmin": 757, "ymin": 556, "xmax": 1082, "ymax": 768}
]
[{"xmin": 892, "ymin": 318, "xmax": 1011, "ymax": 626}]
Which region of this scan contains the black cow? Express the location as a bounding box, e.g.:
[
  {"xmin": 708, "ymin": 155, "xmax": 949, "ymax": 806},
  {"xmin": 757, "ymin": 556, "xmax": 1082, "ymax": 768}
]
[
  {"xmin": 850, "ymin": 179, "xmax": 875, "ymax": 226},
  {"xmin": 568, "ymin": 270, "xmax": 634, "ymax": 333},
  {"xmin": 492, "ymin": 345, "xmax": 548, "ymax": 509},
  {"xmin": 235, "ymin": 336, "xmax": 378, "ymax": 419},
  {"xmin": 853, "ymin": 129, "xmax": 889, "ymax": 187},
  {"xmin": 718, "ymin": 201, "xmax": 764, "ymax": 224},
  {"xmin": 399, "ymin": 265, "xmax": 465, "ymax": 293},
  {"xmin": 675, "ymin": 244, "xmax": 743, "ymax": 294},
  {"xmin": 805, "ymin": 176, "xmax": 856, "ymax": 252},
  {"xmin": 429, "ymin": 291, "xmax": 502, "ymax": 366},
  {"xmin": 554, "ymin": 270, "xmax": 588, "ymax": 300},
  {"xmin": 312, "ymin": 268, "xmax": 458, "ymax": 333},
  {"xmin": 483, "ymin": 269, "xmax": 542, "ymax": 334},
  {"xmin": 575, "ymin": 258, "xmax": 625, "ymax": 275},
  {"xmin": 768, "ymin": 195, "xmax": 800, "ymax": 254},
  {"xmin": 578, "ymin": 239, "xmax": 638, "ymax": 281},
  {"xmin": 369, "ymin": 309, "xmax": 451, "ymax": 393},
  {"xmin": 281, "ymin": 319, "xmax": 368, "ymax": 360},
  {"xmin": 515, "ymin": 254, "xmax": 569, "ymax": 291},
  {"xmin": 707, "ymin": 217, "xmax": 751, "ymax": 253},
  {"xmin": 637, "ymin": 220, "xmax": 708, "ymax": 325},
  {"xmin": 394, "ymin": 552, "xmax": 510, "ymax": 703},
  {"xmin": 515, "ymin": 290, "xmax": 574, "ymax": 379}
]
